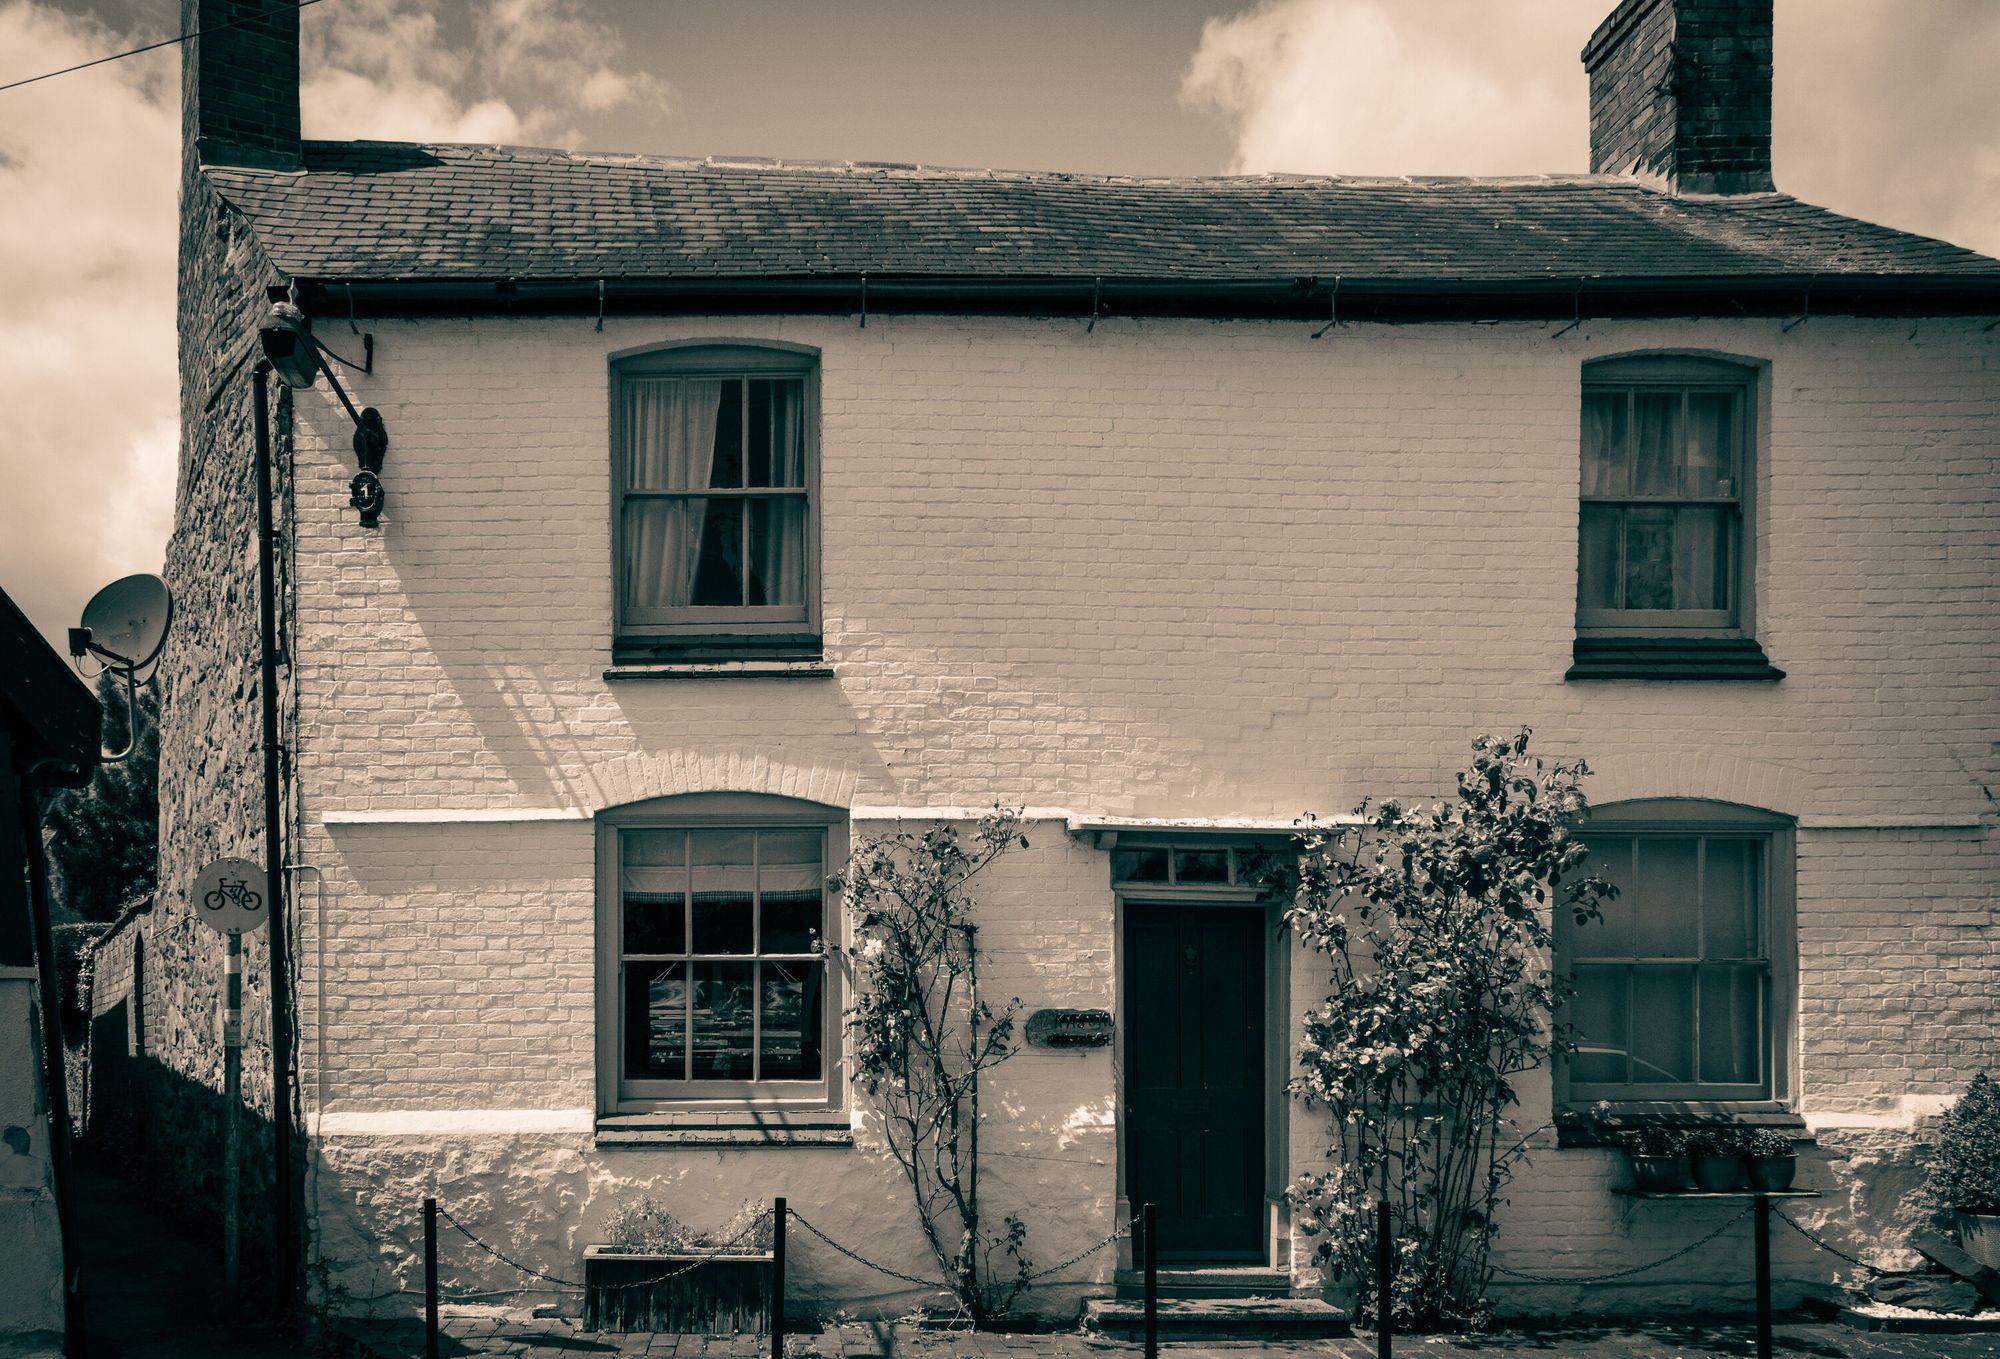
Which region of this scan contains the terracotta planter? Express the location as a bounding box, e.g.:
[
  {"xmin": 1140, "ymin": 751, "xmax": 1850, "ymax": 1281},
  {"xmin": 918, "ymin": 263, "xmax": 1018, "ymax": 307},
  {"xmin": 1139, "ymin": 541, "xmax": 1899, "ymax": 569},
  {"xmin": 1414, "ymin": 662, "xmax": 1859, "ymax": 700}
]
[
  {"xmin": 582, "ymin": 1246, "xmax": 774, "ymax": 1333},
  {"xmin": 1958, "ymin": 1212, "xmax": 2000, "ymax": 1271},
  {"xmin": 1692, "ymin": 1153, "xmax": 1749, "ymax": 1193},
  {"xmin": 1627, "ymin": 1154, "xmax": 1689, "ymax": 1192},
  {"xmin": 1747, "ymin": 1154, "xmax": 1797, "ymax": 1192}
]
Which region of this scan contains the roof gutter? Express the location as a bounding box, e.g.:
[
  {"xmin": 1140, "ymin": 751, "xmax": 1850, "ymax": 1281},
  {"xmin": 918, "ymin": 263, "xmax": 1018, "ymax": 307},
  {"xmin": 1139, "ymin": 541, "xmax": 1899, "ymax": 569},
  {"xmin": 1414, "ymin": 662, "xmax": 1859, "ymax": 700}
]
[{"xmin": 294, "ymin": 272, "xmax": 2000, "ymax": 323}]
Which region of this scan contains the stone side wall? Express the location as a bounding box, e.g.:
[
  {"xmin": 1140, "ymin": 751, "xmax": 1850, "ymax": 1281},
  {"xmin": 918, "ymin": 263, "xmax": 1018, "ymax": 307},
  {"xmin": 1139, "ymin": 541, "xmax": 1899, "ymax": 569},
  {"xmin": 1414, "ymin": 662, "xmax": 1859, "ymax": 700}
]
[
  {"xmin": 146, "ymin": 164, "xmax": 295, "ymax": 1291},
  {"xmin": 278, "ymin": 311, "xmax": 1995, "ymax": 1314}
]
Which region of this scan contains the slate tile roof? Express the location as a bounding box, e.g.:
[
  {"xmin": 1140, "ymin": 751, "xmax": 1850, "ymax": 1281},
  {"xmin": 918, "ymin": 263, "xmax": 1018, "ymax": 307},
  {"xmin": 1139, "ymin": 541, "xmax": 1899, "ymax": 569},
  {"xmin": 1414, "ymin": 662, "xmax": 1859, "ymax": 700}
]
[{"xmin": 205, "ymin": 141, "xmax": 2000, "ymax": 286}]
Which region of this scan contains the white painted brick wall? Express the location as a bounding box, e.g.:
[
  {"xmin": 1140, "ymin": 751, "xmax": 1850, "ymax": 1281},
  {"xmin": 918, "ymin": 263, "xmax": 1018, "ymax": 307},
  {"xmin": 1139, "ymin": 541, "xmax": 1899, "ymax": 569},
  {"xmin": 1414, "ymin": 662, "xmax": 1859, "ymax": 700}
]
[{"xmin": 282, "ymin": 312, "xmax": 1998, "ymax": 1313}]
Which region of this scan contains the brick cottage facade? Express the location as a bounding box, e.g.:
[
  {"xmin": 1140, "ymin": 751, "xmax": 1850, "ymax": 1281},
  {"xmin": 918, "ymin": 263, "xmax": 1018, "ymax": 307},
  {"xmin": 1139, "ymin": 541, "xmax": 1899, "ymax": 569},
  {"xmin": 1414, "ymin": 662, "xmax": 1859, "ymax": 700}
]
[{"xmin": 95, "ymin": 0, "xmax": 1999, "ymax": 1322}]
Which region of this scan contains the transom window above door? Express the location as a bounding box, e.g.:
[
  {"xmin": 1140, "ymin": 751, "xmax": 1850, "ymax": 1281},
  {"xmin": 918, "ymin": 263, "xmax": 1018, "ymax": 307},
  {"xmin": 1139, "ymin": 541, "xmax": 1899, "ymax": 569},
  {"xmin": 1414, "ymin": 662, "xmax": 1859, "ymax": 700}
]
[{"xmin": 611, "ymin": 344, "xmax": 820, "ymax": 660}]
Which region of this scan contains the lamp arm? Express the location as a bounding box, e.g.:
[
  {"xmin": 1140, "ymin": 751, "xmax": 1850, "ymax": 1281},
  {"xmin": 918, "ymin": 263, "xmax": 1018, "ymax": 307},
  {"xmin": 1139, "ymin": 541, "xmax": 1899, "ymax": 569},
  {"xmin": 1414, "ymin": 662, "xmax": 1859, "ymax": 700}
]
[{"xmin": 313, "ymin": 353, "xmax": 367, "ymax": 429}]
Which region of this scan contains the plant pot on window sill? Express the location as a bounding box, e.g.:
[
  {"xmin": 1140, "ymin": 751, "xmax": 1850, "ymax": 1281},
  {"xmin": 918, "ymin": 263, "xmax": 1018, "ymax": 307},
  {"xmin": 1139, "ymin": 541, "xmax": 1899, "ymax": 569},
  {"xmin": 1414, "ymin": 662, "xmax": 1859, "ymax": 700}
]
[
  {"xmin": 1625, "ymin": 1153, "xmax": 1692, "ymax": 1193},
  {"xmin": 1958, "ymin": 1213, "xmax": 2000, "ymax": 1271},
  {"xmin": 1747, "ymin": 1153, "xmax": 1798, "ymax": 1193},
  {"xmin": 1691, "ymin": 1153, "xmax": 1751, "ymax": 1193},
  {"xmin": 581, "ymin": 1246, "xmax": 774, "ymax": 1333}
]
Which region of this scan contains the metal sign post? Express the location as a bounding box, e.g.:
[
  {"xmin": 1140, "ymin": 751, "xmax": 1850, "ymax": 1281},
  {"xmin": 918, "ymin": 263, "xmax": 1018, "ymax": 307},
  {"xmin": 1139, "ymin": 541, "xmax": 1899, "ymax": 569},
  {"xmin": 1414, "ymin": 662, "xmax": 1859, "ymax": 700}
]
[{"xmin": 193, "ymin": 856, "xmax": 267, "ymax": 1318}]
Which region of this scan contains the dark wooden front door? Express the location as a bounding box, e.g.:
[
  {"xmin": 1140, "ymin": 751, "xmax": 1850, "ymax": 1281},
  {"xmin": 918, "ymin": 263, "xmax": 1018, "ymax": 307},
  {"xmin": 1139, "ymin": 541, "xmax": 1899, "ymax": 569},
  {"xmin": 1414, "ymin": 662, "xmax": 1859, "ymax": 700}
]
[{"xmin": 1124, "ymin": 904, "xmax": 1266, "ymax": 1260}]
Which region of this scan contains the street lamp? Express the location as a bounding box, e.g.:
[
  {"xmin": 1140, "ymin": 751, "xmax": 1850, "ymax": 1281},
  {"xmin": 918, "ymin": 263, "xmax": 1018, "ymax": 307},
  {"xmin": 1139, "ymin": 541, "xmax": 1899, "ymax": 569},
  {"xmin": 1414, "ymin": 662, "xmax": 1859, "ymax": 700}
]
[{"xmin": 258, "ymin": 301, "xmax": 390, "ymax": 527}]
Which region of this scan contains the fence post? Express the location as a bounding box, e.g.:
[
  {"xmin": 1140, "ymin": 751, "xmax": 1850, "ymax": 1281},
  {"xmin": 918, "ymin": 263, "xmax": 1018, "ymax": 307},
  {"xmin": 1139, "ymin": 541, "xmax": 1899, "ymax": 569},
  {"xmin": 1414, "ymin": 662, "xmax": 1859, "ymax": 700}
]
[
  {"xmin": 424, "ymin": 1197, "xmax": 439, "ymax": 1359},
  {"xmin": 771, "ymin": 1197, "xmax": 787, "ymax": 1359},
  {"xmin": 1142, "ymin": 1202, "xmax": 1158, "ymax": 1359},
  {"xmin": 1376, "ymin": 1199, "xmax": 1392, "ymax": 1359},
  {"xmin": 1754, "ymin": 1195, "xmax": 1772, "ymax": 1359}
]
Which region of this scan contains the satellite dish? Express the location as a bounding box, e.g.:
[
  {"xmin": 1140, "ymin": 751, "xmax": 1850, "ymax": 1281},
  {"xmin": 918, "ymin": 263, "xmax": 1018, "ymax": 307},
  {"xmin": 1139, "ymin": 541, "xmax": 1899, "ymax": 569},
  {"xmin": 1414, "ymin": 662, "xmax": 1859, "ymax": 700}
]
[{"xmin": 78, "ymin": 573, "xmax": 173, "ymax": 674}]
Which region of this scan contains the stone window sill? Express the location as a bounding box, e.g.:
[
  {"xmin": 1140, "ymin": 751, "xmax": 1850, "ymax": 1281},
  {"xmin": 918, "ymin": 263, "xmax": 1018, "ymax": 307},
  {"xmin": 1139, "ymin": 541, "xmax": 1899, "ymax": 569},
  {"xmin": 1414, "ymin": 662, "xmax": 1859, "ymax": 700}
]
[
  {"xmin": 595, "ymin": 1120, "xmax": 854, "ymax": 1150},
  {"xmin": 1566, "ymin": 635, "xmax": 1784, "ymax": 682},
  {"xmin": 1555, "ymin": 1105, "xmax": 1810, "ymax": 1150},
  {"xmin": 605, "ymin": 661, "xmax": 835, "ymax": 681}
]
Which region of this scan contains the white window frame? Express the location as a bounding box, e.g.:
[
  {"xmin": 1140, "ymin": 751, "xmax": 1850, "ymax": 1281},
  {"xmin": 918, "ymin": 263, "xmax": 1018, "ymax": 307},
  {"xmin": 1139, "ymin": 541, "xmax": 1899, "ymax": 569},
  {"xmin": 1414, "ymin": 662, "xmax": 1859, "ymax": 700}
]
[
  {"xmin": 595, "ymin": 792, "xmax": 846, "ymax": 1115},
  {"xmin": 1555, "ymin": 798, "xmax": 1795, "ymax": 1113},
  {"xmin": 609, "ymin": 341, "xmax": 822, "ymax": 649},
  {"xmin": 1578, "ymin": 355, "xmax": 1758, "ymax": 637}
]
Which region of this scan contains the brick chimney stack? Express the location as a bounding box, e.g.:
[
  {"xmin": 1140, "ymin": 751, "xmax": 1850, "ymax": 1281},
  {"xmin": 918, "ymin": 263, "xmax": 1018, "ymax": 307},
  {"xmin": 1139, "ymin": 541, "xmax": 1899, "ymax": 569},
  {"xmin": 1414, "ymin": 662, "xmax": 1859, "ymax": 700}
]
[
  {"xmin": 1582, "ymin": 0, "xmax": 1774, "ymax": 195},
  {"xmin": 181, "ymin": 0, "xmax": 301, "ymax": 171}
]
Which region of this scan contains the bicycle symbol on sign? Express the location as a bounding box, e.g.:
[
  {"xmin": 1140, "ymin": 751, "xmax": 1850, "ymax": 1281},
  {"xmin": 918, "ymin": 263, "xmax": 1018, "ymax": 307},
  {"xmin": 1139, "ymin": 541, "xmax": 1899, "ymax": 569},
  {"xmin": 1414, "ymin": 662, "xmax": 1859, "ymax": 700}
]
[{"xmin": 204, "ymin": 878, "xmax": 263, "ymax": 915}]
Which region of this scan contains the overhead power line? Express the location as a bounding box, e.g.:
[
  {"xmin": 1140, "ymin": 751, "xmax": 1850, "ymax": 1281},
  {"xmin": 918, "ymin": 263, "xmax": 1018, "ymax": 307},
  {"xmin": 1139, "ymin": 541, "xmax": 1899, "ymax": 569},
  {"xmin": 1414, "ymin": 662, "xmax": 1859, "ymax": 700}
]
[{"xmin": 0, "ymin": 0, "xmax": 330, "ymax": 97}]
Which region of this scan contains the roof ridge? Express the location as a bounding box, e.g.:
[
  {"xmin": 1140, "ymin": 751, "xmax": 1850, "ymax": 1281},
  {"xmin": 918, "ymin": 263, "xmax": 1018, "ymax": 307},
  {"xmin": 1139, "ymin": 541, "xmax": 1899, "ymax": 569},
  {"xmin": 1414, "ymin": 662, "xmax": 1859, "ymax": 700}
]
[{"xmin": 295, "ymin": 138, "xmax": 1644, "ymax": 191}]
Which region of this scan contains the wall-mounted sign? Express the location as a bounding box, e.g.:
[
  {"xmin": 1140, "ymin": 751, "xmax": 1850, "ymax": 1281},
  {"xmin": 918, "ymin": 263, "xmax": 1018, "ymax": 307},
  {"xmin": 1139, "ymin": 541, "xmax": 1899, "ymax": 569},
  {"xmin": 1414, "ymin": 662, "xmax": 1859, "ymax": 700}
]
[
  {"xmin": 1024, "ymin": 1008, "xmax": 1113, "ymax": 1050},
  {"xmin": 192, "ymin": 857, "xmax": 268, "ymax": 934}
]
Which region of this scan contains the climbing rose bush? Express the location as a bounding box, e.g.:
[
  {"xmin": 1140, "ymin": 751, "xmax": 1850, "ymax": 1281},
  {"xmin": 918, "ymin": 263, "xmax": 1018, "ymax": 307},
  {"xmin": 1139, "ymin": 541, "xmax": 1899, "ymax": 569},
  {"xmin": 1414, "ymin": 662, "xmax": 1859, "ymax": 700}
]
[{"xmin": 1282, "ymin": 730, "xmax": 1613, "ymax": 1330}]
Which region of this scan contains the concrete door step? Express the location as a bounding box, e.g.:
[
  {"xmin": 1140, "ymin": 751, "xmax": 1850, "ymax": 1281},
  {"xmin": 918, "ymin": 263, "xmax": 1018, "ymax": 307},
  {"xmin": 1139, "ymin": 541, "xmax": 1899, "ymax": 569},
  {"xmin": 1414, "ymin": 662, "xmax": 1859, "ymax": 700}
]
[
  {"xmin": 1082, "ymin": 1297, "xmax": 1351, "ymax": 1340},
  {"xmin": 1112, "ymin": 1267, "xmax": 1293, "ymax": 1300}
]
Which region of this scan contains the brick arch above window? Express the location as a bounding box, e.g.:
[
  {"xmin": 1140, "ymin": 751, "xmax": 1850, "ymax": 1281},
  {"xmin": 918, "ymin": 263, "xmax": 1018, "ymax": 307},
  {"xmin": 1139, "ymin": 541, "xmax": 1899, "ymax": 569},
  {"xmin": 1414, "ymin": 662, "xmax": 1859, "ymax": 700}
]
[
  {"xmin": 587, "ymin": 748, "xmax": 863, "ymax": 816},
  {"xmin": 1585, "ymin": 752, "xmax": 1807, "ymax": 819}
]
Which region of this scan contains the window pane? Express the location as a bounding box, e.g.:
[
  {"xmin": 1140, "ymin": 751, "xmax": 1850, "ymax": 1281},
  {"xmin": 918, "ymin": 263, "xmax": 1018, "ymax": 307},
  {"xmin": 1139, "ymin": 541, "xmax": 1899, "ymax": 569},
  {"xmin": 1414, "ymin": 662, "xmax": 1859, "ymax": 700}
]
[
  {"xmin": 748, "ymin": 380, "xmax": 806, "ymax": 488},
  {"xmin": 1174, "ymin": 849, "xmax": 1230, "ymax": 883},
  {"xmin": 689, "ymin": 499, "xmax": 745, "ymax": 606},
  {"xmin": 1684, "ymin": 391, "xmax": 1736, "ymax": 496},
  {"xmin": 760, "ymin": 961, "xmax": 823, "ymax": 1080},
  {"xmin": 623, "ymin": 501, "xmax": 703, "ymax": 610},
  {"xmin": 1630, "ymin": 966, "xmax": 1695, "ymax": 1083},
  {"xmin": 708, "ymin": 379, "xmax": 744, "ymax": 488},
  {"xmin": 1672, "ymin": 506, "xmax": 1730, "ymax": 611},
  {"xmin": 758, "ymin": 828, "xmax": 824, "ymax": 954},
  {"xmin": 623, "ymin": 379, "xmax": 724, "ymax": 491},
  {"xmin": 747, "ymin": 498, "xmax": 807, "ymax": 608},
  {"xmin": 1622, "ymin": 508, "xmax": 1677, "ymax": 610},
  {"xmin": 624, "ymin": 961, "xmax": 686, "ymax": 1080},
  {"xmin": 691, "ymin": 962, "xmax": 755, "ymax": 1079},
  {"xmin": 1698, "ymin": 964, "xmax": 1762, "ymax": 1085},
  {"xmin": 689, "ymin": 830, "xmax": 754, "ymax": 953},
  {"xmin": 1578, "ymin": 505, "xmax": 1620, "ymax": 610},
  {"xmin": 1112, "ymin": 848, "xmax": 1169, "ymax": 882},
  {"xmin": 1570, "ymin": 966, "xmax": 1628, "ymax": 1084},
  {"xmin": 1702, "ymin": 839, "xmax": 1759, "ymax": 959},
  {"xmin": 621, "ymin": 831, "xmax": 686, "ymax": 954},
  {"xmin": 1633, "ymin": 838, "xmax": 1700, "ymax": 958},
  {"xmin": 1581, "ymin": 391, "xmax": 1630, "ymax": 497},
  {"xmin": 1574, "ymin": 837, "xmax": 1633, "ymax": 958},
  {"xmin": 1632, "ymin": 392, "xmax": 1682, "ymax": 495}
]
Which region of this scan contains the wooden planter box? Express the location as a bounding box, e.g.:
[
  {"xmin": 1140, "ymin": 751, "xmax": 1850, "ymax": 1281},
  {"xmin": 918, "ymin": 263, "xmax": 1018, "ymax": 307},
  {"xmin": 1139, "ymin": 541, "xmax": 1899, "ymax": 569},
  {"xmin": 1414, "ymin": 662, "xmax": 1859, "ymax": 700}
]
[{"xmin": 582, "ymin": 1246, "xmax": 774, "ymax": 1333}]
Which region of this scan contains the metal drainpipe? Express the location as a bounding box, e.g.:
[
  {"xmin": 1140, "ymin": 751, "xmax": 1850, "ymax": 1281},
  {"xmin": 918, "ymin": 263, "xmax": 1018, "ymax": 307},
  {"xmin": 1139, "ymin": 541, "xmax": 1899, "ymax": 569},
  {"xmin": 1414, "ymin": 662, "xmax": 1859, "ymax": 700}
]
[{"xmin": 253, "ymin": 361, "xmax": 298, "ymax": 1317}]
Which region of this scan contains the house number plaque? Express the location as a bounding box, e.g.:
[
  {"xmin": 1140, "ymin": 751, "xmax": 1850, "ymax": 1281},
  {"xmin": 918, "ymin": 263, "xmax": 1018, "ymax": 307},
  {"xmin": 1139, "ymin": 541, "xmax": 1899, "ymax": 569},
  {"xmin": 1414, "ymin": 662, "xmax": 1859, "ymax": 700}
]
[{"xmin": 1024, "ymin": 1008, "xmax": 1113, "ymax": 1049}]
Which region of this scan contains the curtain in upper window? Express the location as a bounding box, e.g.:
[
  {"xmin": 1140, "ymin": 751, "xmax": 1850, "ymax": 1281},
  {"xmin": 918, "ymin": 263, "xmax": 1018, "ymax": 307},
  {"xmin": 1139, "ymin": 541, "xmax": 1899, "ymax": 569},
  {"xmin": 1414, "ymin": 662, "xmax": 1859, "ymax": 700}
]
[{"xmin": 616, "ymin": 362, "xmax": 812, "ymax": 636}]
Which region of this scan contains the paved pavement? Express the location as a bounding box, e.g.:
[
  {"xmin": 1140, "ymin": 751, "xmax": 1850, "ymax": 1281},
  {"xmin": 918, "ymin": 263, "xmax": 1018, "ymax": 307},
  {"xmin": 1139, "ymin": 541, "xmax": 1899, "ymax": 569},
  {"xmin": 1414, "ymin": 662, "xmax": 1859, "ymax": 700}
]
[
  {"xmin": 63, "ymin": 1158, "xmax": 2000, "ymax": 1359},
  {"xmin": 330, "ymin": 1310, "xmax": 2000, "ymax": 1359},
  {"xmin": 71, "ymin": 1153, "xmax": 307, "ymax": 1359}
]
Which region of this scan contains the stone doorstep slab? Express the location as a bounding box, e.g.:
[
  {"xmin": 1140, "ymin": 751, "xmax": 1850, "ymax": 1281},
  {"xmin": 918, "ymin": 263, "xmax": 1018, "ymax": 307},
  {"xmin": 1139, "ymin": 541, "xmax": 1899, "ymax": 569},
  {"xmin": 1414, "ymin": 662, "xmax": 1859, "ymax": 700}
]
[
  {"xmin": 1082, "ymin": 1297, "xmax": 1351, "ymax": 1340},
  {"xmin": 1112, "ymin": 1267, "xmax": 1293, "ymax": 1300},
  {"xmin": 1840, "ymin": 1306, "xmax": 2000, "ymax": 1335}
]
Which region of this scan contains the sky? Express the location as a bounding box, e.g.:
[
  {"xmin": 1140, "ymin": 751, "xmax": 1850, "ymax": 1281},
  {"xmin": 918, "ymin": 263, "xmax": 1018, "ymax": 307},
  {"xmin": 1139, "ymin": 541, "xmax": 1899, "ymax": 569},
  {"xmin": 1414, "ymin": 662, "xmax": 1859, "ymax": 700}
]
[{"xmin": 2, "ymin": 0, "xmax": 1997, "ymax": 648}]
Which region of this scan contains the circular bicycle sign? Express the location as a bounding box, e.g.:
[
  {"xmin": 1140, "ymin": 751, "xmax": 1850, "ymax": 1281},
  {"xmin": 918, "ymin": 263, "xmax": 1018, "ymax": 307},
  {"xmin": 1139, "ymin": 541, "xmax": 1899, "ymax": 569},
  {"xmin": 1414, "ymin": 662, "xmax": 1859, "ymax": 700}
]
[{"xmin": 192, "ymin": 857, "xmax": 269, "ymax": 934}]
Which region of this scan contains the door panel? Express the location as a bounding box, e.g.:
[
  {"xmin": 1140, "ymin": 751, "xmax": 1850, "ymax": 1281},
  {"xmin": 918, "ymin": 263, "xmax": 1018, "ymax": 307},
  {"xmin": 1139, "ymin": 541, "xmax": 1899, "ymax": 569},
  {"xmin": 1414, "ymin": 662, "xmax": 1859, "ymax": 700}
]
[{"xmin": 1125, "ymin": 904, "xmax": 1266, "ymax": 1260}]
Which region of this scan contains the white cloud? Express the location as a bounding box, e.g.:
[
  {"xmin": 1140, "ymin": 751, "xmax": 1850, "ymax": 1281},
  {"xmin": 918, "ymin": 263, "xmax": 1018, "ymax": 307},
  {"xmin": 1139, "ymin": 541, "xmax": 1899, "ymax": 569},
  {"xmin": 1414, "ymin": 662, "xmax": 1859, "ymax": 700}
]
[
  {"xmin": 1182, "ymin": 0, "xmax": 1603, "ymax": 177},
  {"xmin": 0, "ymin": 1, "xmax": 179, "ymax": 645},
  {"xmin": 301, "ymin": 0, "xmax": 670, "ymax": 148},
  {"xmin": 1183, "ymin": 0, "xmax": 2000, "ymax": 257}
]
